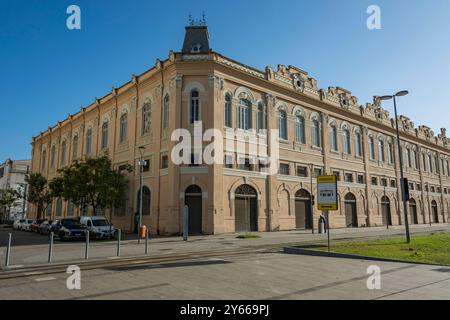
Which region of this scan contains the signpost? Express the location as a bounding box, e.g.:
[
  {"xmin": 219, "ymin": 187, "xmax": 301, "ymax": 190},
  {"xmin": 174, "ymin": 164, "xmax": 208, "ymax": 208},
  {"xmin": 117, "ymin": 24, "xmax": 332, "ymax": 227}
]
[{"xmin": 317, "ymin": 175, "xmax": 338, "ymax": 252}]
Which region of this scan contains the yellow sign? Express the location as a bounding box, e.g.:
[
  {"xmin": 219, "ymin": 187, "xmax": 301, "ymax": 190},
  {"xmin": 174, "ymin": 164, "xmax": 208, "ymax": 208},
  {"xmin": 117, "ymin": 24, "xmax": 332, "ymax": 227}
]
[
  {"xmin": 317, "ymin": 175, "xmax": 337, "ymax": 183},
  {"xmin": 317, "ymin": 175, "xmax": 338, "ymax": 211}
]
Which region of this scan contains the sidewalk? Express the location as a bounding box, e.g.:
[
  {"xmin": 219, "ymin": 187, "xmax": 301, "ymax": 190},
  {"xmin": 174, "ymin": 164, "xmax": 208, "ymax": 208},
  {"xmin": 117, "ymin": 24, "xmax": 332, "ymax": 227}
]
[{"xmin": 1, "ymin": 223, "xmax": 449, "ymax": 269}]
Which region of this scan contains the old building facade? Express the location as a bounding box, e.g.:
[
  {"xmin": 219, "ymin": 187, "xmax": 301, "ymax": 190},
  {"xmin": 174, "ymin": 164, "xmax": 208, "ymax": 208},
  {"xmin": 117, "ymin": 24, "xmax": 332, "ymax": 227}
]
[
  {"xmin": 0, "ymin": 159, "xmax": 31, "ymax": 221},
  {"xmin": 29, "ymin": 25, "xmax": 450, "ymax": 234}
]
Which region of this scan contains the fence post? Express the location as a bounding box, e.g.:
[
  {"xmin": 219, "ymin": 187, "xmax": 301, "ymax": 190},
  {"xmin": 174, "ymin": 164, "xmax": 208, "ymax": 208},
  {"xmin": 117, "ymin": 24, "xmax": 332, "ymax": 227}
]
[
  {"xmin": 145, "ymin": 229, "xmax": 149, "ymax": 254},
  {"xmin": 48, "ymin": 232, "xmax": 54, "ymax": 263},
  {"xmin": 85, "ymin": 231, "xmax": 90, "ymax": 260},
  {"xmin": 5, "ymin": 233, "xmax": 11, "ymax": 267},
  {"xmin": 117, "ymin": 229, "xmax": 121, "ymax": 257}
]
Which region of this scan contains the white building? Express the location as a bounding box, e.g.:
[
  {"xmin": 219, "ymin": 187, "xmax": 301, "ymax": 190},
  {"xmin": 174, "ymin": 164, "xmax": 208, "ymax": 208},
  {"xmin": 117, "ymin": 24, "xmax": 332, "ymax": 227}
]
[{"xmin": 0, "ymin": 159, "xmax": 31, "ymax": 221}]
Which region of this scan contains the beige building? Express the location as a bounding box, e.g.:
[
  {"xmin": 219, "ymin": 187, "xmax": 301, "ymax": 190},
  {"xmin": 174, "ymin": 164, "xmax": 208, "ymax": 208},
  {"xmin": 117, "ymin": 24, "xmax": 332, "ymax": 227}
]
[{"xmin": 29, "ymin": 24, "xmax": 450, "ymax": 235}]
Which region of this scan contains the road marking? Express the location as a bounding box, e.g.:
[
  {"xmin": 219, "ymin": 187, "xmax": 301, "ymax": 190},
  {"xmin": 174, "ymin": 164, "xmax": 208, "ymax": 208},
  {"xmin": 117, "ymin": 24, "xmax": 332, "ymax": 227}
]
[{"xmin": 34, "ymin": 277, "xmax": 57, "ymax": 282}]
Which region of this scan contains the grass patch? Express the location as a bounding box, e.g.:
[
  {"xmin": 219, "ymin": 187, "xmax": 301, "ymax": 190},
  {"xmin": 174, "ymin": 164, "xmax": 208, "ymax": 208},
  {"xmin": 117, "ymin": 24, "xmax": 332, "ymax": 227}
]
[
  {"xmin": 236, "ymin": 233, "xmax": 261, "ymax": 239},
  {"xmin": 314, "ymin": 232, "xmax": 450, "ymax": 266}
]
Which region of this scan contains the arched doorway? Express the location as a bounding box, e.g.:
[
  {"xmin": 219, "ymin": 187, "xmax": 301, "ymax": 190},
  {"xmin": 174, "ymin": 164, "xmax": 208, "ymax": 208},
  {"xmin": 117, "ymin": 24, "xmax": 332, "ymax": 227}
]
[
  {"xmin": 136, "ymin": 186, "xmax": 151, "ymax": 216},
  {"xmin": 431, "ymin": 200, "xmax": 439, "ymax": 223},
  {"xmin": 295, "ymin": 189, "xmax": 312, "ymax": 229},
  {"xmin": 381, "ymin": 196, "xmax": 392, "ymax": 226},
  {"xmin": 409, "ymin": 199, "xmax": 418, "ymax": 225},
  {"xmin": 235, "ymin": 184, "xmax": 258, "ymax": 232},
  {"xmin": 344, "ymin": 193, "xmax": 358, "ymax": 227},
  {"xmin": 135, "ymin": 186, "xmax": 151, "ymax": 233},
  {"xmin": 185, "ymin": 185, "xmax": 203, "ymax": 235}
]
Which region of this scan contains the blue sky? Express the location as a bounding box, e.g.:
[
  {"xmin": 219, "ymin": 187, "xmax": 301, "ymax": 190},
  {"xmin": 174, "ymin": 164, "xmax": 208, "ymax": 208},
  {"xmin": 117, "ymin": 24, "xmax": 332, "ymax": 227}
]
[{"xmin": 1, "ymin": 0, "xmax": 450, "ymax": 161}]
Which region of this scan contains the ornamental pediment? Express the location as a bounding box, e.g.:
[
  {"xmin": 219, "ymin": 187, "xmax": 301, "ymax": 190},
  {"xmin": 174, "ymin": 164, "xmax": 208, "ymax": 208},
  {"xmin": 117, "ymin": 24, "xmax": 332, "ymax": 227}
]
[{"xmin": 265, "ymin": 64, "xmax": 318, "ymax": 95}]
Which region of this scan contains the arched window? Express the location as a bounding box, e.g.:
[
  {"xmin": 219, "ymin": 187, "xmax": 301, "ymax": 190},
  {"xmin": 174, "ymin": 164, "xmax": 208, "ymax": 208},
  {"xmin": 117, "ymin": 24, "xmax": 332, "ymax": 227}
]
[
  {"xmin": 55, "ymin": 198, "xmax": 62, "ymax": 217},
  {"xmin": 312, "ymin": 119, "xmax": 321, "ymax": 147},
  {"xmin": 41, "ymin": 150, "xmax": 47, "ymax": 170},
  {"xmin": 378, "ymin": 139, "xmax": 385, "ymax": 162},
  {"xmin": 46, "ymin": 202, "xmax": 52, "ymax": 217},
  {"xmin": 61, "ymin": 141, "xmax": 67, "ymax": 166},
  {"xmin": 406, "ymin": 147, "xmax": 411, "ymax": 168},
  {"xmin": 388, "ymin": 142, "xmax": 394, "ymax": 164},
  {"xmin": 435, "ymin": 156, "xmax": 440, "ymax": 174},
  {"xmin": 163, "ymin": 95, "xmax": 169, "ymax": 129},
  {"xmin": 72, "ymin": 136, "xmax": 78, "ymax": 160},
  {"xmin": 190, "ymin": 90, "xmax": 200, "ymax": 124},
  {"xmin": 224, "ymin": 94, "xmax": 232, "ymax": 127},
  {"xmin": 120, "ymin": 113, "xmax": 128, "ymax": 143},
  {"xmin": 428, "ymin": 154, "xmax": 433, "ymax": 173},
  {"xmin": 142, "ymin": 103, "xmax": 151, "ymax": 135},
  {"xmin": 423, "ymin": 153, "xmax": 427, "ymax": 172},
  {"xmin": 101, "ymin": 121, "xmax": 108, "ymax": 150},
  {"xmin": 85, "ymin": 128, "xmax": 92, "ymax": 155},
  {"xmin": 413, "ymin": 149, "xmax": 418, "ymax": 169},
  {"xmin": 237, "ymin": 99, "xmax": 252, "ymax": 130},
  {"xmin": 50, "ymin": 145, "xmax": 56, "ymax": 168},
  {"xmin": 295, "ymin": 113, "xmax": 305, "ymax": 144},
  {"xmin": 67, "ymin": 201, "xmax": 74, "ymax": 216},
  {"xmin": 235, "ymin": 184, "xmax": 257, "ymax": 197},
  {"xmin": 330, "ymin": 124, "xmax": 338, "ymax": 151},
  {"xmin": 369, "ymin": 136, "xmax": 375, "ymax": 160},
  {"xmin": 257, "ymin": 103, "xmax": 266, "ymax": 132},
  {"xmin": 279, "ymin": 110, "xmax": 287, "ymax": 140},
  {"xmin": 355, "ymin": 131, "xmax": 362, "ymax": 157},
  {"xmin": 343, "ymin": 127, "xmax": 351, "ymax": 154}
]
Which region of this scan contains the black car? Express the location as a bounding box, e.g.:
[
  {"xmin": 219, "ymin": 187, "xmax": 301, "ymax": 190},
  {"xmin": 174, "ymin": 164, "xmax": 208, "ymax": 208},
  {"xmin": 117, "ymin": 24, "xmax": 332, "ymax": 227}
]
[{"xmin": 51, "ymin": 218, "xmax": 87, "ymax": 241}]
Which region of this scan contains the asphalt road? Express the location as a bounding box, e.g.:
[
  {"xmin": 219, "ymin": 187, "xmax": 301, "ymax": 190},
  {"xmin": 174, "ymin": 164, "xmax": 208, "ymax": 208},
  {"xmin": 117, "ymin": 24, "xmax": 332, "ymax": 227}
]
[
  {"xmin": 0, "ymin": 251, "xmax": 449, "ymax": 300},
  {"xmin": 1, "ymin": 223, "xmax": 450, "ymax": 268}
]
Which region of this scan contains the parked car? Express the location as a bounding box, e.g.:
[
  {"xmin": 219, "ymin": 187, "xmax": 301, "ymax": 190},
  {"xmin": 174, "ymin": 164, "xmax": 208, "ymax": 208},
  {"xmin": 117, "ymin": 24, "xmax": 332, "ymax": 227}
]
[
  {"xmin": 39, "ymin": 220, "xmax": 53, "ymax": 235},
  {"xmin": 30, "ymin": 219, "xmax": 45, "ymax": 233},
  {"xmin": 21, "ymin": 220, "xmax": 35, "ymax": 231},
  {"xmin": 80, "ymin": 216, "xmax": 116, "ymax": 239},
  {"xmin": 13, "ymin": 219, "xmax": 26, "ymax": 230},
  {"xmin": 52, "ymin": 218, "xmax": 87, "ymax": 241}
]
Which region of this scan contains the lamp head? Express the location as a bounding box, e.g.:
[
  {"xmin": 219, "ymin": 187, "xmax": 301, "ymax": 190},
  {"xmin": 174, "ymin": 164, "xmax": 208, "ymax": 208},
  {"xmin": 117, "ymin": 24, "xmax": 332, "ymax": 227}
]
[
  {"xmin": 395, "ymin": 90, "xmax": 409, "ymax": 97},
  {"xmin": 380, "ymin": 95, "xmax": 393, "ymax": 101}
]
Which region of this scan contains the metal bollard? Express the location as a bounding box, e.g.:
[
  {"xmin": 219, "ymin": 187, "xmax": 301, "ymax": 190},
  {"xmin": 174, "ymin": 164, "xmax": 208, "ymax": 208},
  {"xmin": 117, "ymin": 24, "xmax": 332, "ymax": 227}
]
[
  {"xmin": 85, "ymin": 231, "xmax": 90, "ymax": 260},
  {"xmin": 117, "ymin": 229, "xmax": 121, "ymax": 257},
  {"xmin": 5, "ymin": 233, "xmax": 12, "ymax": 267},
  {"xmin": 48, "ymin": 232, "xmax": 54, "ymax": 263},
  {"xmin": 145, "ymin": 229, "xmax": 149, "ymax": 255}
]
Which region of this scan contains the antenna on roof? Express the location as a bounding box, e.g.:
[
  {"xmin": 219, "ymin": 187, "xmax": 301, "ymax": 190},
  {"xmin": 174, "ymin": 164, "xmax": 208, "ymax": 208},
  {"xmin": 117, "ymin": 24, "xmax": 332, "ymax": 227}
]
[
  {"xmin": 201, "ymin": 11, "xmax": 206, "ymax": 26},
  {"xmin": 188, "ymin": 12, "xmax": 207, "ymax": 26}
]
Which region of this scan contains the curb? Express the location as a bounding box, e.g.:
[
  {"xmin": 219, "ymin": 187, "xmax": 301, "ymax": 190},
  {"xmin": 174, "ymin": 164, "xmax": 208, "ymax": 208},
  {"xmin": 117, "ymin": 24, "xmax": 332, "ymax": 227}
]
[{"xmin": 283, "ymin": 246, "xmax": 448, "ymax": 267}]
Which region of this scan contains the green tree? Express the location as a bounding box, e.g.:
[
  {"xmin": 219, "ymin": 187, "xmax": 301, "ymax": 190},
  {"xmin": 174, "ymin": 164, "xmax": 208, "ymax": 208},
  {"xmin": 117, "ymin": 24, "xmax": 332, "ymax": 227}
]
[
  {"xmin": 26, "ymin": 173, "xmax": 54, "ymax": 220},
  {"xmin": 52, "ymin": 155, "xmax": 132, "ymax": 217},
  {"xmin": 0, "ymin": 188, "xmax": 21, "ymax": 221}
]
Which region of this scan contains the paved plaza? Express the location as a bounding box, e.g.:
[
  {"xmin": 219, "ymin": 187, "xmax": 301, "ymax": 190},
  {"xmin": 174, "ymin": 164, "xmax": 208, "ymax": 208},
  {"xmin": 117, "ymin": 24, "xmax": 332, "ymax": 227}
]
[{"xmin": 0, "ymin": 224, "xmax": 450, "ymax": 300}]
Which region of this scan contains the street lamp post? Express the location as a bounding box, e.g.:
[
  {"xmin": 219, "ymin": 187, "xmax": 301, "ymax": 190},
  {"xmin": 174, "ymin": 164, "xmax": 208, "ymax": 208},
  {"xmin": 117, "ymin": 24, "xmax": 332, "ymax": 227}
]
[
  {"xmin": 427, "ymin": 183, "xmax": 432, "ymax": 226},
  {"xmin": 310, "ymin": 163, "xmax": 314, "ymax": 234},
  {"xmin": 138, "ymin": 146, "xmax": 145, "ymax": 244},
  {"xmin": 383, "ymin": 175, "xmax": 388, "ymax": 229},
  {"xmin": 381, "ymin": 91, "xmax": 411, "ymax": 243}
]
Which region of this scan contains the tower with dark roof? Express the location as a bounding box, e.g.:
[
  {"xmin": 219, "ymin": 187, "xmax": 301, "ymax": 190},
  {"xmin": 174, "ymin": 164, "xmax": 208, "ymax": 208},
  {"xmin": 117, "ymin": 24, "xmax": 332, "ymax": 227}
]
[{"xmin": 182, "ymin": 23, "xmax": 210, "ymax": 54}]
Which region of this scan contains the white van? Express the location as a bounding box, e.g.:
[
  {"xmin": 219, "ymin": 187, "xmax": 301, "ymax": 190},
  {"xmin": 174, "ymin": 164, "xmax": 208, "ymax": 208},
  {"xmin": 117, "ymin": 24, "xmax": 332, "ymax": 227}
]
[{"xmin": 79, "ymin": 216, "xmax": 116, "ymax": 239}]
